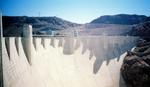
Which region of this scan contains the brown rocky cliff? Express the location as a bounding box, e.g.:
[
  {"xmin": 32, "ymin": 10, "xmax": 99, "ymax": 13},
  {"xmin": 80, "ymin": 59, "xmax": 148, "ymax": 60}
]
[{"xmin": 121, "ymin": 39, "xmax": 150, "ymax": 87}]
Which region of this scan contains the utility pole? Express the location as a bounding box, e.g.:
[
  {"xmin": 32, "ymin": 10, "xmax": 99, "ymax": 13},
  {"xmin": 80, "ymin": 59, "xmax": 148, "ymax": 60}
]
[
  {"xmin": 0, "ymin": 11, "xmax": 3, "ymax": 87},
  {"xmin": 0, "ymin": 12, "xmax": 3, "ymax": 38}
]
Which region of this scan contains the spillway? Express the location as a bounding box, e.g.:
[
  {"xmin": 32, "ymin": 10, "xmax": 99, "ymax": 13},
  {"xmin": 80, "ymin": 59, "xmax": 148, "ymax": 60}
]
[{"xmin": 1, "ymin": 36, "xmax": 139, "ymax": 87}]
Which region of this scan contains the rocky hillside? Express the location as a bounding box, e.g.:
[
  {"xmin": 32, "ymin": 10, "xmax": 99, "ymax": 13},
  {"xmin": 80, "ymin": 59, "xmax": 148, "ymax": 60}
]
[
  {"xmin": 2, "ymin": 16, "xmax": 80, "ymax": 36},
  {"xmin": 130, "ymin": 21, "xmax": 150, "ymax": 38},
  {"xmin": 91, "ymin": 14, "xmax": 150, "ymax": 25}
]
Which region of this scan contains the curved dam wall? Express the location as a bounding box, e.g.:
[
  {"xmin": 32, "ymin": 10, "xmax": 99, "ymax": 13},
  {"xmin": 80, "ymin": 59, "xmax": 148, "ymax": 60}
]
[{"xmin": 2, "ymin": 36, "xmax": 139, "ymax": 87}]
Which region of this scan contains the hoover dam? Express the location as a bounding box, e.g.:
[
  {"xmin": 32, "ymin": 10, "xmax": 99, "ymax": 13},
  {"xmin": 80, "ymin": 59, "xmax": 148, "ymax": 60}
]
[{"xmin": 1, "ymin": 25, "xmax": 139, "ymax": 87}]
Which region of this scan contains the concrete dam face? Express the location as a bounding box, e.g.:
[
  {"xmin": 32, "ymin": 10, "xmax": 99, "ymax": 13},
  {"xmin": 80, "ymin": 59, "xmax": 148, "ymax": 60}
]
[{"xmin": 1, "ymin": 36, "xmax": 139, "ymax": 87}]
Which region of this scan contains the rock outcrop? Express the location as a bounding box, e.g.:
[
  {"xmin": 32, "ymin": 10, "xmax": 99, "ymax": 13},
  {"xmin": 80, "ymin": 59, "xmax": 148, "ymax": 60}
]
[
  {"xmin": 121, "ymin": 39, "xmax": 150, "ymax": 87},
  {"xmin": 130, "ymin": 21, "xmax": 150, "ymax": 41}
]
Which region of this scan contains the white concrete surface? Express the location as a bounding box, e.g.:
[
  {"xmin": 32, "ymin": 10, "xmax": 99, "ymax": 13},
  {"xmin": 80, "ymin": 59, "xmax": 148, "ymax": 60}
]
[{"xmin": 2, "ymin": 36, "xmax": 139, "ymax": 87}]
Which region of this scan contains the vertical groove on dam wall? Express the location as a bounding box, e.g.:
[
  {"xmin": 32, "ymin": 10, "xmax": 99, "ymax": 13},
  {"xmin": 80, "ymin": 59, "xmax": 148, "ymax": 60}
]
[
  {"xmin": 2, "ymin": 36, "xmax": 139, "ymax": 87},
  {"xmin": 15, "ymin": 37, "xmax": 20, "ymax": 56}
]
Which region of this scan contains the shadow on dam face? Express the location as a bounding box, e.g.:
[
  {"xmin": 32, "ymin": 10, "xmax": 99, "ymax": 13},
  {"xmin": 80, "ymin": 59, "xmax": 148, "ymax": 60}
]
[{"xmin": 62, "ymin": 36, "xmax": 138, "ymax": 74}]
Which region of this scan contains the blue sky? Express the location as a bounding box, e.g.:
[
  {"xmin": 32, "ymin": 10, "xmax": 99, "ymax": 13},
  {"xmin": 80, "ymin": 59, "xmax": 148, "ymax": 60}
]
[{"xmin": 0, "ymin": 0, "xmax": 150, "ymax": 23}]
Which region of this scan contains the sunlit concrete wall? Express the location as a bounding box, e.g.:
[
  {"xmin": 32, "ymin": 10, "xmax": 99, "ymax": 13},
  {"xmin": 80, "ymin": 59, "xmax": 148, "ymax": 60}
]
[{"xmin": 2, "ymin": 36, "xmax": 139, "ymax": 87}]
